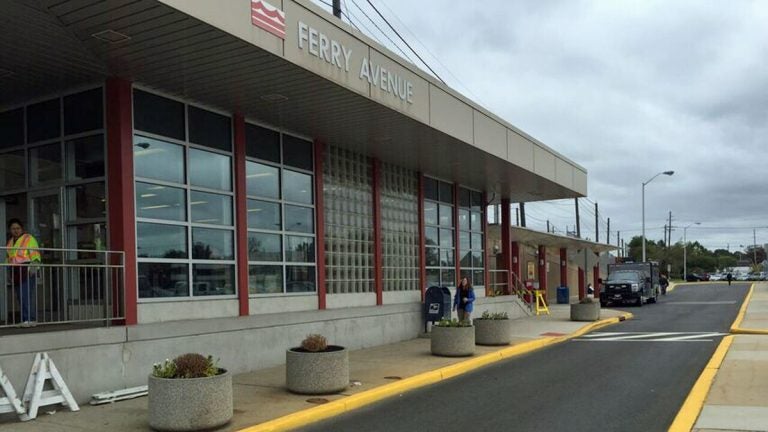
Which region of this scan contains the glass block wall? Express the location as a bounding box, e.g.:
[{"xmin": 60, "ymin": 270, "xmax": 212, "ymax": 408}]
[
  {"xmin": 324, "ymin": 146, "xmax": 374, "ymax": 294},
  {"xmin": 381, "ymin": 163, "xmax": 419, "ymax": 291}
]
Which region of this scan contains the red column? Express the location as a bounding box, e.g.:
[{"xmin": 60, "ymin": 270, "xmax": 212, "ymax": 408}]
[
  {"xmin": 482, "ymin": 192, "xmax": 489, "ymax": 295},
  {"xmin": 233, "ymin": 115, "xmax": 249, "ymax": 316},
  {"xmin": 106, "ymin": 77, "xmax": 137, "ymax": 325},
  {"xmin": 501, "ymin": 199, "xmax": 512, "ymax": 293},
  {"xmin": 372, "ymin": 159, "xmax": 383, "ymax": 305},
  {"xmin": 560, "ymin": 247, "xmax": 568, "ymax": 289},
  {"xmin": 537, "ymin": 245, "xmax": 547, "ymax": 295},
  {"xmin": 418, "ymin": 174, "xmax": 426, "ymax": 301},
  {"xmin": 314, "ymin": 141, "xmax": 327, "ymax": 309},
  {"xmin": 453, "ymin": 183, "xmax": 460, "ymax": 286},
  {"xmin": 578, "ymin": 267, "xmax": 585, "ymax": 299}
]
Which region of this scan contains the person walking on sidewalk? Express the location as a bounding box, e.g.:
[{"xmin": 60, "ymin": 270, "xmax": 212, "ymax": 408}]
[
  {"xmin": 5, "ymin": 218, "xmax": 41, "ymax": 327},
  {"xmin": 660, "ymin": 273, "xmax": 669, "ymax": 295},
  {"xmin": 453, "ymin": 277, "xmax": 475, "ymax": 323},
  {"xmin": 726, "ymin": 271, "xmax": 733, "ymax": 286}
]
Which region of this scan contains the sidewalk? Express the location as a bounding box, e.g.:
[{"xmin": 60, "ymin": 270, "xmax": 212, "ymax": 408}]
[
  {"xmin": 689, "ymin": 282, "xmax": 768, "ymax": 432},
  {"xmin": 0, "ymin": 304, "xmax": 630, "ymax": 432}
]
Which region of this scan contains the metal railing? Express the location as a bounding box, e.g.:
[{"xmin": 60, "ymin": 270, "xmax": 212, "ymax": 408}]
[
  {"xmin": 488, "ymin": 269, "xmax": 533, "ymax": 313},
  {"xmin": 1, "ymin": 247, "xmax": 125, "ymax": 328}
]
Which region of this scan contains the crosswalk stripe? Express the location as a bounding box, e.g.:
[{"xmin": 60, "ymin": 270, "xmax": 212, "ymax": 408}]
[
  {"xmin": 575, "ymin": 331, "xmax": 728, "ymax": 342},
  {"xmin": 666, "ymin": 301, "xmax": 737, "ymax": 305}
]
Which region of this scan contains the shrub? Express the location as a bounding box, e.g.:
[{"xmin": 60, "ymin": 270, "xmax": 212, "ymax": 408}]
[
  {"xmin": 300, "ymin": 334, "xmax": 328, "ymax": 352},
  {"xmin": 434, "ymin": 318, "xmax": 472, "ymax": 327},
  {"xmin": 152, "ymin": 353, "xmax": 219, "ymax": 379},
  {"xmin": 477, "ymin": 310, "xmax": 509, "ymax": 320}
]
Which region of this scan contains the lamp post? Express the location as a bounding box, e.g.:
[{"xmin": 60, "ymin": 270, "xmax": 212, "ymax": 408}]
[
  {"xmin": 642, "ymin": 171, "xmax": 674, "ymax": 262},
  {"xmin": 683, "ymin": 222, "xmax": 701, "ymax": 280}
]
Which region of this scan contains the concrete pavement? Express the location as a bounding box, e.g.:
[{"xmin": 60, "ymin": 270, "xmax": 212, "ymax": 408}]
[{"xmin": 0, "ymin": 283, "xmax": 763, "ymax": 432}]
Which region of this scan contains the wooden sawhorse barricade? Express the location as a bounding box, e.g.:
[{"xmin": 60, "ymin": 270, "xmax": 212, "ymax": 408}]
[{"xmin": 0, "ymin": 353, "xmax": 79, "ymax": 421}]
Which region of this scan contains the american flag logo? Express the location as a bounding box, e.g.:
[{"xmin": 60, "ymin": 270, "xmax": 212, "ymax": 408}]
[{"xmin": 251, "ymin": 0, "xmax": 286, "ymax": 39}]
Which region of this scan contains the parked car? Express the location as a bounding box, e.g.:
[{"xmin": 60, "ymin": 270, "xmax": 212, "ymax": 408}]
[
  {"xmin": 686, "ymin": 273, "xmax": 705, "ymax": 282},
  {"xmin": 709, "ymin": 273, "xmax": 723, "ymax": 281}
]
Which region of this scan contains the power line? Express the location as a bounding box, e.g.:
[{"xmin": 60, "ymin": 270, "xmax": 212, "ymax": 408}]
[
  {"xmin": 348, "ymin": 0, "xmax": 417, "ymax": 65},
  {"xmin": 364, "ymin": 0, "xmax": 445, "ymax": 84}
]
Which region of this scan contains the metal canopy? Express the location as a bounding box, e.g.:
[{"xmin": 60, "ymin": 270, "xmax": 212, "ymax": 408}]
[
  {"xmin": 510, "ymin": 226, "xmax": 618, "ymax": 254},
  {"xmin": 1, "ymin": 0, "xmax": 581, "ymax": 202}
]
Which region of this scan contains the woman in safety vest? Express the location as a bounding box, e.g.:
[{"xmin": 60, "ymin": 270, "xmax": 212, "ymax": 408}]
[{"xmin": 6, "ymin": 218, "xmax": 41, "ymax": 326}]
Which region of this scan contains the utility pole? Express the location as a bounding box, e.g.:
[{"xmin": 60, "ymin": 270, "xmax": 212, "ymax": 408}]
[
  {"xmin": 594, "ymin": 202, "xmax": 599, "ymax": 243},
  {"xmin": 663, "ymin": 225, "xmax": 668, "ymax": 247},
  {"xmin": 617, "ymin": 231, "xmax": 620, "ymax": 256},
  {"xmin": 332, "ymin": 0, "xmax": 341, "ymax": 17},
  {"xmin": 668, "ymin": 211, "xmax": 673, "ymax": 247},
  {"xmin": 519, "ymin": 202, "xmax": 526, "ymax": 227},
  {"xmin": 515, "ymin": 208, "xmax": 519, "ymax": 226},
  {"xmin": 546, "ymin": 220, "xmax": 550, "ymax": 233},
  {"xmin": 607, "ymin": 217, "xmax": 610, "ymax": 245},
  {"xmin": 754, "ymin": 228, "xmax": 758, "ymax": 266},
  {"xmin": 575, "ymin": 198, "xmax": 581, "ymax": 238}
]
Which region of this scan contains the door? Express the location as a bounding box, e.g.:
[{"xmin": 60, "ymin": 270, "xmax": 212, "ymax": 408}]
[{"xmin": 29, "ymin": 189, "xmax": 64, "ymax": 321}]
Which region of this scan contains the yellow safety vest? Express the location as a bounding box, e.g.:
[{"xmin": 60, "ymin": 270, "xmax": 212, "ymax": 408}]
[{"xmin": 6, "ymin": 234, "xmax": 41, "ymax": 264}]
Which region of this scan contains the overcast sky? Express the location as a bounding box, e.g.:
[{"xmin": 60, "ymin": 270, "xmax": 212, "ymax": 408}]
[{"xmin": 313, "ymin": 0, "xmax": 768, "ymax": 254}]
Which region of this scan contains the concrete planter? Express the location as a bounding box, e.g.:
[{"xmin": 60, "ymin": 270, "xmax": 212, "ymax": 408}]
[
  {"xmin": 286, "ymin": 346, "xmax": 349, "ymax": 395},
  {"xmin": 430, "ymin": 325, "xmax": 475, "ymax": 357},
  {"xmin": 474, "ymin": 319, "xmax": 513, "ymax": 346},
  {"xmin": 148, "ymin": 369, "xmax": 232, "ymax": 432},
  {"xmin": 570, "ymin": 302, "xmax": 601, "ymax": 321}
]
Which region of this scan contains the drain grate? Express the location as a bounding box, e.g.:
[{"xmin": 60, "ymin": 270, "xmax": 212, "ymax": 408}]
[
  {"xmin": 306, "ymin": 398, "xmax": 330, "ymax": 404},
  {"xmin": 384, "ymin": 376, "xmax": 403, "ymax": 380}
]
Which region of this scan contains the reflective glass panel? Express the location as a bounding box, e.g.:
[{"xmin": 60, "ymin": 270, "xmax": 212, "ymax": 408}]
[
  {"xmin": 137, "ymin": 223, "xmax": 187, "ymax": 258},
  {"xmin": 0, "ymin": 150, "xmax": 25, "ymax": 190},
  {"xmin": 438, "ymin": 204, "xmax": 453, "ymax": 227},
  {"xmin": 441, "ymin": 269, "xmax": 456, "ymax": 287},
  {"xmin": 133, "ymin": 90, "xmax": 185, "ymax": 140},
  {"xmin": 439, "ymin": 182, "xmax": 453, "ymax": 204},
  {"xmin": 458, "ymin": 209, "xmax": 470, "ymax": 230},
  {"xmin": 67, "ymin": 182, "xmax": 105, "ymax": 220},
  {"xmin": 285, "ymin": 205, "xmax": 313, "ymax": 233},
  {"xmin": 26, "ymin": 98, "xmax": 60, "ymax": 143},
  {"xmin": 29, "ymin": 143, "xmax": 62, "ymax": 184},
  {"xmin": 247, "ymin": 199, "xmax": 281, "ymax": 230},
  {"xmin": 249, "ymin": 264, "xmax": 283, "ymax": 294},
  {"xmin": 473, "ymin": 250, "xmax": 483, "ymax": 268},
  {"xmin": 133, "ymin": 136, "xmax": 184, "ymax": 184},
  {"xmin": 425, "ymin": 227, "xmax": 438, "ymax": 247},
  {"xmin": 0, "ymin": 108, "xmax": 24, "ymax": 149},
  {"xmin": 426, "ymin": 269, "xmax": 440, "ymax": 285},
  {"xmin": 426, "ymin": 247, "xmax": 439, "ymax": 267},
  {"xmin": 424, "ymin": 178, "xmax": 438, "ymax": 201},
  {"xmin": 188, "ymin": 106, "xmax": 231, "ymax": 151},
  {"xmin": 189, "ymin": 148, "xmax": 231, "ymax": 191},
  {"xmin": 459, "ymin": 231, "xmax": 470, "ymax": 251},
  {"xmin": 439, "ymin": 228, "xmax": 453, "ymax": 248},
  {"xmin": 283, "ymin": 170, "xmax": 313, "ymax": 204},
  {"xmin": 248, "ymin": 232, "xmax": 281, "ymax": 261},
  {"xmin": 460, "ymin": 250, "xmax": 472, "ymax": 267},
  {"xmin": 459, "ymin": 188, "xmax": 471, "ymax": 207},
  {"xmin": 246, "ymin": 162, "xmax": 279, "ymax": 199},
  {"xmin": 424, "ymin": 201, "xmax": 437, "ymax": 225},
  {"xmin": 245, "ymin": 124, "xmax": 280, "ymax": 162},
  {"xmin": 440, "ymin": 249, "xmax": 454, "ymax": 267},
  {"xmin": 471, "ymin": 211, "xmax": 482, "ymax": 231},
  {"xmin": 192, "ymin": 227, "xmax": 234, "ymax": 260},
  {"xmin": 286, "ymin": 265, "xmax": 316, "ymax": 293},
  {"xmin": 192, "ymin": 264, "xmax": 235, "ymax": 296},
  {"xmin": 138, "ymin": 262, "xmax": 189, "ymax": 298},
  {"xmin": 136, "ymin": 182, "xmax": 186, "ymax": 221},
  {"xmin": 66, "ymin": 223, "xmax": 106, "ymax": 260},
  {"xmin": 64, "ymin": 88, "xmax": 103, "ymax": 135},
  {"xmin": 473, "ymin": 269, "xmax": 485, "ymax": 286},
  {"xmin": 471, "ymin": 191, "xmax": 483, "ymax": 211},
  {"xmin": 190, "ymin": 191, "xmax": 232, "ymax": 225},
  {"xmin": 283, "ymin": 135, "xmax": 313, "ymax": 171},
  {"xmin": 66, "ymin": 134, "xmax": 104, "ymax": 179},
  {"xmin": 472, "ymin": 233, "xmax": 483, "ymax": 250},
  {"xmin": 285, "ymin": 235, "xmax": 315, "ymax": 262}
]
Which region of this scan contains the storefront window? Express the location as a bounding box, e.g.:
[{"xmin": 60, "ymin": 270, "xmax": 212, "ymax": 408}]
[{"xmin": 424, "ymin": 178, "xmax": 455, "ymax": 287}]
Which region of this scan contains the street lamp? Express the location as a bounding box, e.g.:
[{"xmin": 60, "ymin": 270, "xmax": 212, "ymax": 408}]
[
  {"xmin": 683, "ymin": 222, "xmax": 701, "ymax": 280},
  {"xmin": 642, "ymin": 170, "xmax": 674, "ymax": 262}
]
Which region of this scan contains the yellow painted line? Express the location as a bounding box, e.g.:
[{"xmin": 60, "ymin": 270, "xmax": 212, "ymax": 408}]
[
  {"xmin": 238, "ymin": 312, "xmax": 633, "ymax": 432},
  {"xmin": 668, "ymin": 335, "xmax": 733, "ymax": 432}
]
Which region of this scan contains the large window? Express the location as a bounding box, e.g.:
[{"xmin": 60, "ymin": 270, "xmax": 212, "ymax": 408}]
[
  {"xmin": 134, "ymin": 89, "xmax": 235, "ymax": 299},
  {"xmin": 458, "ymin": 187, "xmax": 485, "ymax": 287},
  {"xmin": 245, "ymin": 123, "xmax": 316, "ymax": 295},
  {"xmin": 0, "ymin": 88, "xmax": 106, "ymax": 260},
  {"xmin": 424, "ymin": 177, "xmax": 455, "ymax": 287}
]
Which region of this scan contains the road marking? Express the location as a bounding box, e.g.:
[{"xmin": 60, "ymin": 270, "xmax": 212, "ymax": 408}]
[
  {"xmin": 575, "ymin": 332, "xmax": 728, "ymax": 342},
  {"xmin": 666, "ymin": 301, "xmax": 738, "ymax": 305}
]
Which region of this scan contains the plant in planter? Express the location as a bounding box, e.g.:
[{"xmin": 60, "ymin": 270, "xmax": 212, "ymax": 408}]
[
  {"xmin": 474, "ymin": 311, "xmax": 514, "ymax": 346},
  {"xmin": 430, "ymin": 318, "xmax": 475, "ymax": 357},
  {"xmin": 148, "ymin": 353, "xmax": 232, "ymax": 432},
  {"xmin": 286, "ymin": 334, "xmax": 349, "ymax": 395},
  {"xmin": 570, "ymin": 296, "xmax": 601, "ymax": 321}
]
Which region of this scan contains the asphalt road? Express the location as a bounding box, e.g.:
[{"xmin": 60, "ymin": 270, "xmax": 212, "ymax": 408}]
[{"xmin": 299, "ymin": 282, "xmax": 750, "ymax": 432}]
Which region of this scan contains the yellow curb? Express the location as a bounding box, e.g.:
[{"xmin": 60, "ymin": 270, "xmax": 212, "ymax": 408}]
[
  {"xmin": 238, "ymin": 312, "xmax": 633, "ymax": 432},
  {"xmin": 668, "ymin": 335, "xmax": 733, "ymax": 432}
]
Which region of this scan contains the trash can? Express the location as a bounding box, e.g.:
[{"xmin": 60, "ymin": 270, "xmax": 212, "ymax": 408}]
[
  {"xmin": 424, "ymin": 286, "xmax": 452, "ymax": 331},
  {"xmin": 556, "ymin": 286, "xmax": 569, "ymax": 304}
]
